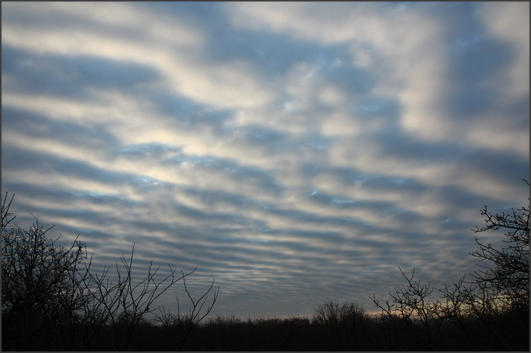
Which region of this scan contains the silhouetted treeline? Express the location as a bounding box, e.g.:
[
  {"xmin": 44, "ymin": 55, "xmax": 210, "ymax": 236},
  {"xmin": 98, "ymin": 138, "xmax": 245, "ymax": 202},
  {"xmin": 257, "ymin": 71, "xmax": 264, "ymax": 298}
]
[
  {"xmin": 3, "ymin": 307, "xmax": 525, "ymax": 351},
  {"xmin": 158, "ymin": 309, "xmax": 528, "ymax": 351}
]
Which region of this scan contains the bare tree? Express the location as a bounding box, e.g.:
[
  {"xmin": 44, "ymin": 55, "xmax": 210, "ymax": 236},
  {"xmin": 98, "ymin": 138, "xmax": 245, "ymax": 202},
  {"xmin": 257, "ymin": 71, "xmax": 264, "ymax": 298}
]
[
  {"xmin": 1, "ymin": 192, "xmax": 219, "ymax": 350},
  {"xmin": 371, "ymin": 179, "xmax": 529, "ymax": 350},
  {"xmin": 154, "ymin": 270, "xmax": 219, "ymax": 350},
  {"xmin": 1, "ymin": 195, "xmax": 88, "ymax": 349},
  {"xmin": 370, "ymin": 267, "xmax": 440, "ymax": 350},
  {"xmin": 470, "ymin": 178, "xmax": 529, "ymax": 313}
]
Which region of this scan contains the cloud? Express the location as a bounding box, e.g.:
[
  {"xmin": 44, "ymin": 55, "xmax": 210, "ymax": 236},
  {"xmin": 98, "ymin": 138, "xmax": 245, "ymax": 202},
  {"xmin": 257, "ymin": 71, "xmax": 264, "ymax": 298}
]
[
  {"xmin": 2, "ymin": 2, "xmax": 273, "ymax": 110},
  {"xmin": 228, "ymin": 2, "xmax": 529, "ymax": 158},
  {"xmin": 1, "ymin": 2, "xmax": 528, "ymax": 319},
  {"xmin": 478, "ymin": 2, "xmax": 529, "ymax": 101}
]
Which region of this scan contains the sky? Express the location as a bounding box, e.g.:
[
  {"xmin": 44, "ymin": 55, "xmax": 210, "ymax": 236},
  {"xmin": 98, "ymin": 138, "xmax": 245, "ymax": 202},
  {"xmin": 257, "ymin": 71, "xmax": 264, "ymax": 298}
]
[{"xmin": 1, "ymin": 2, "xmax": 529, "ymax": 320}]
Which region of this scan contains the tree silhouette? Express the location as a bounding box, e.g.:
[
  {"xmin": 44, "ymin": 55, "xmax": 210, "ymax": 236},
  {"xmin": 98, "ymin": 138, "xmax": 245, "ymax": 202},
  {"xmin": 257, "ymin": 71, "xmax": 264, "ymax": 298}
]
[
  {"xmin": 470, "ymin": 178, "xmax": 529, "ymax": 313},
  {"xmin": 1, "ymin": 192, "xmax": 219, "ymax": 350},
  {"xmin": 370, "ymin": 178, "xmax": 529, "ymax": 351}
]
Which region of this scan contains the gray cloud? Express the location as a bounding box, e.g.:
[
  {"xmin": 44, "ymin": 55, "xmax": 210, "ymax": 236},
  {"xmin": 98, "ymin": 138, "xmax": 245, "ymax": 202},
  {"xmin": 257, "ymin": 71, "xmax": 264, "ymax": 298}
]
[
  {"xmin": 3, "ymin": 45, "xmax": 160, "ymax": 99},
  {"xmin": 2, "ymin": 107, "xmax": 119, "ymax": 154}
]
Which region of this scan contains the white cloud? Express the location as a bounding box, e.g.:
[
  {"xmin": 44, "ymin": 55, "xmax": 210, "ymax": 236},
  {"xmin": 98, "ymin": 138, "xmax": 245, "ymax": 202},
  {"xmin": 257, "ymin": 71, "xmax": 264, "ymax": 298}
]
[
  {"xmin": 227, "ymin": 1, "xmax": 529, "ymax": 178},
  {"xmin": 320, "ymin": 112, "xmax": 363, "ymax": 137},
  {"xmin": 478, "ymin": 2, "xmax": 530, "ymax": 103},
  {"xmin": 228, "ymin": 2, "xmax": 373, "ymax": 44},
  {"xmin": 319, "ymin": 84, "xmax": 347, "ymax": 106},
  {"xmin": 2, "ymin": 3, "xmax": 273, "ymax": 110}
]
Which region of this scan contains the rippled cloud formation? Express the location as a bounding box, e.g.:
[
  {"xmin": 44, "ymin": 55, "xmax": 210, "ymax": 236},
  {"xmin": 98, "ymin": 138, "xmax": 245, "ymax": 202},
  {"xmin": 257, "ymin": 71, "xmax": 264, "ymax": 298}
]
[{"xmin": 2, "ymin": 2, "xmax": 529, "ymax": 318}]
